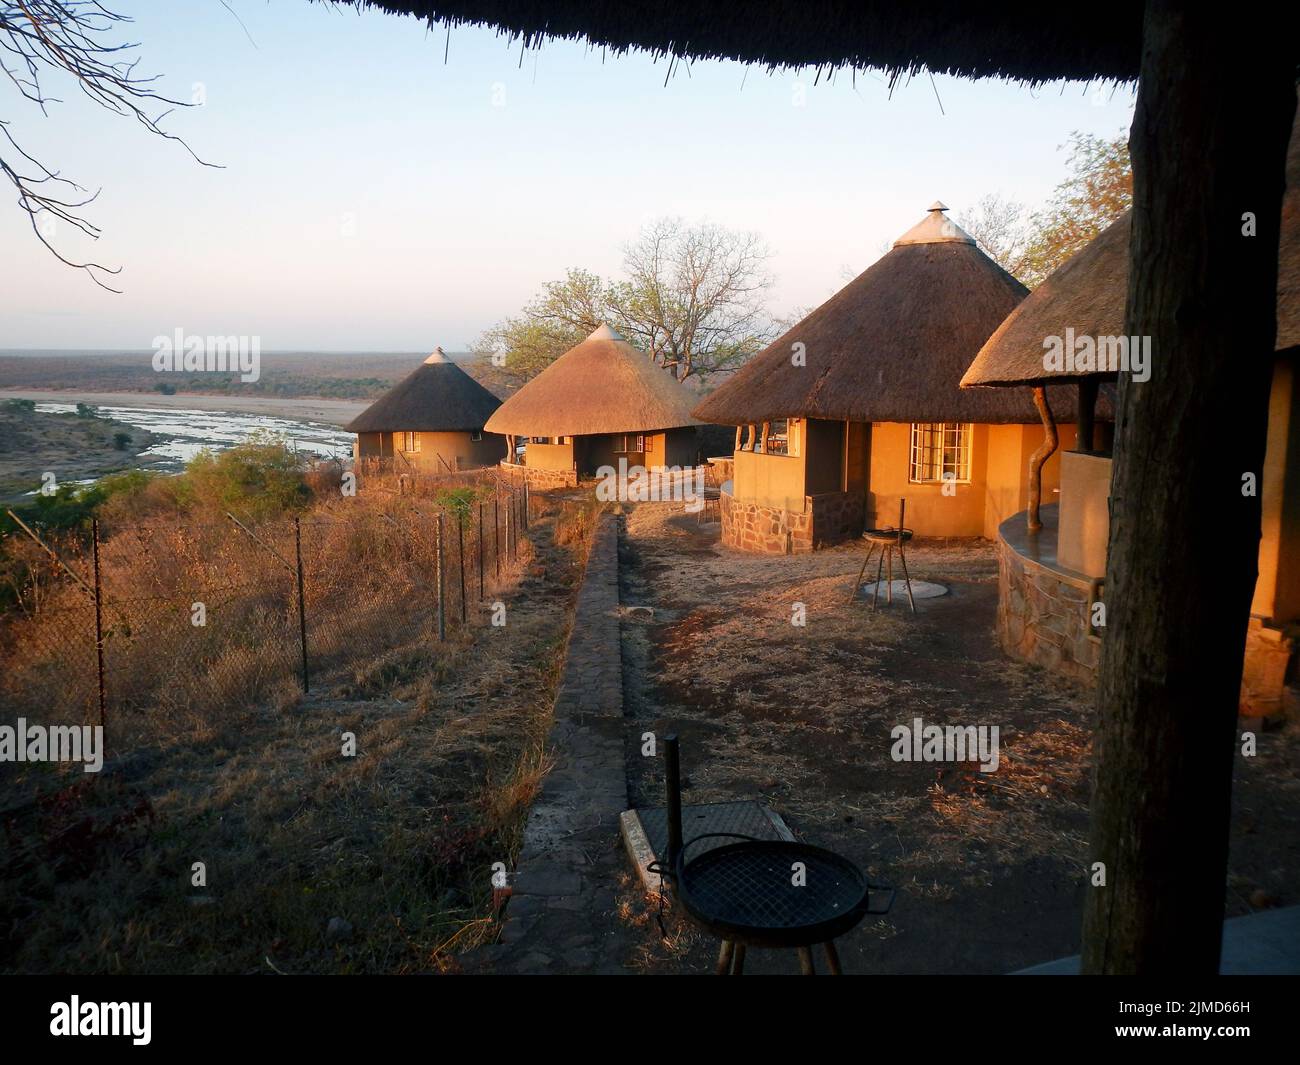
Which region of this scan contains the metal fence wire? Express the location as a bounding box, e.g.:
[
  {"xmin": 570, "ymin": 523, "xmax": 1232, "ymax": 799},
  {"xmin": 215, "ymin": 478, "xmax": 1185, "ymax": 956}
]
[{"xmin": 0, "ymin": 481, "xmax": 531, "ymax": 742}]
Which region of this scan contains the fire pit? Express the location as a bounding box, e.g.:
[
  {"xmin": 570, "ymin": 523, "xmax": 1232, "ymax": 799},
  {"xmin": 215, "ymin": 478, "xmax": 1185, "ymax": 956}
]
[{"xmin": 653, "ymin": 736, "xmax": 894, "ymax": 975}]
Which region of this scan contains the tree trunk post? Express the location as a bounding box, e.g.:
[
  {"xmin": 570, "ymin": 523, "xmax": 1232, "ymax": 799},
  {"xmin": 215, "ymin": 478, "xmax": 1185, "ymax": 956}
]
[
  {"xmin": 1027, "ymin": 387, "xmax": 1058, "ymax": 534},
  {"xmin": 1081, "ymin": 3, "xmax": 1294, "ymax": 974}
]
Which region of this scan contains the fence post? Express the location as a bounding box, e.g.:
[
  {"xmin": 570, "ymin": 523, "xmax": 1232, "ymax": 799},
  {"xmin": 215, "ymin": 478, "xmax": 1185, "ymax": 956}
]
[
  {"xmin": 523, "ymin": 478, "xmax": 529, "ymax": 531},
  {"xmin": 436, "ymin": 511, "xmax": 446, "ymax": 641},
  {"xmin": 456, "ymin": 512, "xmax": 467, "ymax": 624},
  {"xmin": 91, "ymin": 518, "xmax": 107, "ymax": 732},
  {"xmin": 478, "ymin": 501, "xmax": 485, "ymax": 601},
  {"xmin": 294, "ymin": 516, "xmax": 310, "ymax": 694}
]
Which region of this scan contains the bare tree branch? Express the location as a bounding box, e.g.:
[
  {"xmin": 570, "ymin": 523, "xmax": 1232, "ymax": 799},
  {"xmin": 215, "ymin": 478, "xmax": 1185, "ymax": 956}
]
[{"xmin": 1, "ymin": 1, "xmax": 218, "ymax": 289}]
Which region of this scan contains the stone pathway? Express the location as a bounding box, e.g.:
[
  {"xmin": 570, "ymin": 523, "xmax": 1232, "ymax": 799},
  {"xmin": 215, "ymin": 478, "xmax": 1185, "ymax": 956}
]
[{"xmin": 462, "ymin": 513, "xmax": 635, "ymax": 973}]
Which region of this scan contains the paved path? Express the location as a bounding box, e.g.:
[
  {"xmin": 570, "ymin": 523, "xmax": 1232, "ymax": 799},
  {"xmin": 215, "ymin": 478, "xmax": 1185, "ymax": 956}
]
[{"xmin": 463, "ymin": 513, "xmax": 634, "ymax": 973}]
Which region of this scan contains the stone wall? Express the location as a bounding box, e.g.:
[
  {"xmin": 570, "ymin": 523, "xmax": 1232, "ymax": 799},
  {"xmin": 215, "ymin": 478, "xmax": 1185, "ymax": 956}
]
[
  {"xmin": 721, "ymin": 490, "xmax": 812, "ymax": 553},
  {"xmin": 500, "ymin": 460, "xmax": 579, "ymax": 489},
  {"xmin": 997, "ymin": 531, "xmax": 1102, "ymax": 685},
  {"xmin": 810, "ymin": 491, "xmax": 865, "ymax": 547},
  {"xmin": 720, "ymin": 488, "xmax": 863, "ymax": 554},
  {"xmin": 1241, "ymin": 617, "xmax": 1297, "ymax": 720}
]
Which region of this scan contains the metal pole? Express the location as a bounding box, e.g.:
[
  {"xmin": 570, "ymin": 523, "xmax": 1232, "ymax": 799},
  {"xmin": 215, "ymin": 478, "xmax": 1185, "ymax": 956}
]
[
  {"xmin": 477, "ymin": 501, "xmax": 485, "ymax": 600},
  {"xmin": 523, "ymin": 478, "xmax": 529, "ymax": 531},
  {"xmin": 665, "ymin": 733, "xmax": 682, "ymax": 876},
  {"xmin": 436, "ymin": 511, "xmax": 446, "ymax": 641},
  {"xmin": 91, "ymin": 518, "xmax": 107, "ymax": 731},
  {"xmin": 294, "ymin": 516, "xmax": 309, "ymax": 694},
  {"xmin": 456, "ymin": 513, "xmax": 467, "ymax": 624},
  {"xmin": 494, "ymin": 495, "xmax": 500, "ymax": 580}
]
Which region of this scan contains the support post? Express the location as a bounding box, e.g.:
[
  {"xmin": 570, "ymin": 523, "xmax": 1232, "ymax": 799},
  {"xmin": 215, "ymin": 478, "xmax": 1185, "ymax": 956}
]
[
  {"xmin": 1027, "ymin": 387, "xmax": 1059, "ymax": 534},
  {"xmin": 293, "ymin": 516, "xmax": 309, "ymax": 693},
  {"xmin": 664, "ymin": 733, "xmax": 682, "ymax": 875},
  {"xmin": 478, "ymin": 501, "xmax": 485, "ymax": 600},
  {"xmin": 1081, "ymin": 4, "xmax": 1294, "ymax": 974},
  {"xmin": 457, "ymin": 514, "xmax": 467, "ymax": 624},
  {"xmin": 436, "ymin": 511, "xmax": 446, "ymax": 642},
  {"xmin": 91, "ymin": 518, "xmax": 107, "ymax": 730}
]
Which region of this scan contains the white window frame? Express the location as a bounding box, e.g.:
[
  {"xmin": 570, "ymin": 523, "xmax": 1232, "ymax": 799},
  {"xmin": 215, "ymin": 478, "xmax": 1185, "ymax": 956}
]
[{"xmin": 909, "ymin": 422, "xmax": 972, "ymax": 484}]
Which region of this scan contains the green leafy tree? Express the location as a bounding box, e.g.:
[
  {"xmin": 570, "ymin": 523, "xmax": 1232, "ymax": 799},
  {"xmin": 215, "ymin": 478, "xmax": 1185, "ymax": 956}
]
[
  {"xmin": 960, "ymin": 131, "xmax": 1132, "ymax": 288},
  {"xmin": 474, "ymin": 219, "xmax": 775, "ymax": 385}
]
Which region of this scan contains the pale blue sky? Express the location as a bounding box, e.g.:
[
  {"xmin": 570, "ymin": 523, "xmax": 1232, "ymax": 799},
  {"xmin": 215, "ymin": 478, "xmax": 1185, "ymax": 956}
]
[{"xmin": 1, "ymin": 1, "xmax": 1135, "ymax": 351}]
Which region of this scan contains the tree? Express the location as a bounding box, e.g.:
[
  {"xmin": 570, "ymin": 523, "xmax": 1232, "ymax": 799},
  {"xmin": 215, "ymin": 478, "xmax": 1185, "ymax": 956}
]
[
  {"xmin": 471, "ymin": 268, "xmax": 606, "ymax": 388},
  {"xmin": 609, "ymin": 217, "xmax": 775, "ymax": 381},
  {"xmin": 957, "ymin": 192, "xmax": 1032, "ymax": 280},
  {"xmin": 1, "ymin": 1, "xmax": 209, "ymax": 289},
  {"xmin": 474, "ymin": 218, "xmax": 776, "ymax": 385},
  {"xmin": 960, "ymin": 132, "xmax": 1132, "ymax": 287}
]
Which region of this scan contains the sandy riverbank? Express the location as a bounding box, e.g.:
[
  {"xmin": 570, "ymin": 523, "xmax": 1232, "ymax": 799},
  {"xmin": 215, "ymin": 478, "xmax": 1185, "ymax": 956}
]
[{"xmin": 1, "ymin": 390, "xmax": 367, "ymax": 427}]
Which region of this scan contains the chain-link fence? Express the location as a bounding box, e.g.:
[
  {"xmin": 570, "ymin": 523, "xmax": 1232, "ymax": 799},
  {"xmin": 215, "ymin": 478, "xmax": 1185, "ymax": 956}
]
[{"xmin": 0, "ymin": 479, "xmax": 531, "ymax": 745}]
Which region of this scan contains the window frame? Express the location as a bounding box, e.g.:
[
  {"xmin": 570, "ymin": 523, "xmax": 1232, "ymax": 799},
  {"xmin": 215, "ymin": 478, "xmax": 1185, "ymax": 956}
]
[{"xmin": 908, "ymin": 422, "xmax": 973, "ymax": 485}]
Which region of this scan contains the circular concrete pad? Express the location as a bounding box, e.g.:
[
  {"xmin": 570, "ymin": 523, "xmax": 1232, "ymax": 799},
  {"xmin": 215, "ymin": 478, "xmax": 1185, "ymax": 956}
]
[{"xmin": 860, "ymin": 579, "xmax": 948, "ymax": 600}]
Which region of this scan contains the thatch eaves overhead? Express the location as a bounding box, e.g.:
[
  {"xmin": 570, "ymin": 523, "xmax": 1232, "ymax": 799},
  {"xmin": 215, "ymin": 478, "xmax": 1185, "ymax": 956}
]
[
  {"xmin": 345, "ymin": 348, "xmax": 503, "ymax": 433},
  {"xmin": 962, "ymin": 118, "xmax": 1300, "ymax": 389},
  {"xmin": 483, "ymin": 325, "xmax": 702, "ymax": 437},
  {"xmin": 692, "ymin": 204, "xmax": 1098, "ymax": 425},
  {"xmin": 332, "ymin": 2, "xmax": 1142, "ymax": 83}
]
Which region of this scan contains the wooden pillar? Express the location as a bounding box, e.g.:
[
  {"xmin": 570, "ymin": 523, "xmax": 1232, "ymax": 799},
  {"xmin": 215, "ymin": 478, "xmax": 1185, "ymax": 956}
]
[
  {"xmin": 1080, "ymin": 2, "xmax": 1294, "ymax": 974},
  {"xmin": 1026, "ymin": 387, "xmax": 1058, "ymax": 533}
]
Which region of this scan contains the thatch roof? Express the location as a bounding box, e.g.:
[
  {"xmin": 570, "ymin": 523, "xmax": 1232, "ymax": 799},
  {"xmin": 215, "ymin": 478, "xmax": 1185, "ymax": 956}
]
[
  {"xmin": 483, "ymin": 325, "xmax": 702, "ymax": 436},
  {"xmin": 345, "ymin": 348, "xmax": 502, "ymax": 433},
  {"xmin": 334, "ymin": 3, "xmax": 1141, "ymax": 82},
  {"xmin": 962, "ymin": 120, "xmax": 1300, "ymax": 389},
  {"xmin": 693, "ymin": 204, "xmax": 1098, "ymax": 425}
]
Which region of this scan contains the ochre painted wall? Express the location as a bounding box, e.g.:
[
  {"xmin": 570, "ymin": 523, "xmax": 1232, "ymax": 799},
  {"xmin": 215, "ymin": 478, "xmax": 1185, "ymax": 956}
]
[
  {"xmin": 525, "ymin": 439, "xmax": 576, "ymax": 472},
  {"xmin": 729, "ymin": 418, "xmax": 1075, "ymax": 539},
  {"xmin": 355, "ymin": 431, "xmax": 503, "ymax": 470},
  {"xmin": 1253, "ymin": 355, "xmax": 1300, "ymax": 624},
  {"xmin": 866, "ymin": 421, "xmax": 1072, "ymax": 539},
  {"xmin": 733, "ymin": 446, "xmax": 806, "ymax": 512}
]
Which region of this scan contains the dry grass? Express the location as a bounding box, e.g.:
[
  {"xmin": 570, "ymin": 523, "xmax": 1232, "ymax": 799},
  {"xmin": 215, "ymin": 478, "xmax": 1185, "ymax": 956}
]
[{"xmin": 0, "ymin": 491, "xmax": 601, "ymax": 974}]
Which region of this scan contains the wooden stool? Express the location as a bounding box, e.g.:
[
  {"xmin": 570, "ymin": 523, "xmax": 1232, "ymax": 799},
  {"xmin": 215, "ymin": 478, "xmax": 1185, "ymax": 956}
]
[{"xmin": 850, "ymin": 499, "xmax": 915, "ymax": 613}]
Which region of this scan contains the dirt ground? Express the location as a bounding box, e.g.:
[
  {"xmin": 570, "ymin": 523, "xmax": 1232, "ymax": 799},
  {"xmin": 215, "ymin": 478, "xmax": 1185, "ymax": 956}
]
[{"xmin": 613, "ymin": 502, "xmax": 1300, "ymax": 975}]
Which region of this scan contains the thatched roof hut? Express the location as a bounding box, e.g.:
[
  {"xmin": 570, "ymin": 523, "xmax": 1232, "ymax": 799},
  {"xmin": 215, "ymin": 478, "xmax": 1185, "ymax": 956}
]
[
  {"xmin": 962, "ymin": 122, "xmax": 1300, "ymax": 389},
  {"xmin": 694, "ymin": 203, "xmax": 1097, "ymax": 425},
  {"xmin": 484, "ymin": 325, "xmax": 700, "ymax": 437},
  {"xmin": 345, "ymin": 348, "xmax": 502, "ymax": 433}
]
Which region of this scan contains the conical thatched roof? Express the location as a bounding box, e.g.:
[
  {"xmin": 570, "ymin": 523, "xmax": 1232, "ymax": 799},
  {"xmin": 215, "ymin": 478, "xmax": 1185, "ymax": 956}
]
[
  {"xmin": 963, "ymin": 116, "xmax": 1300, "ymax": 389},
  {"xmin": 693, "ymin": 204, "xmax": 1096, "ymax": 425},
  {"xmin": 345, "ymin": 348, "xmax": 502, "ymax": 433},
  {"xmin": 483, "ymin": 325, "xmax": 702, "ymax": 437}
]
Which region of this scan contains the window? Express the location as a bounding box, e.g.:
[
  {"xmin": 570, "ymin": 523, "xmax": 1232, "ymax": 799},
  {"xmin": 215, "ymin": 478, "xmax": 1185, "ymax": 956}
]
[
  {"xmin": 471, "ymin": 430, "xmax": 483, "ymax": 442},
  {"xmin": 400, "ymin": 431, "xmax": 421, "ymax": 453},
  {"xmin": 615, "ymin": 434, "xmax": 646, "ymax": 453},
  {"xmin": 909, "ymin": 423, "xmax": 972, "ymax": 484},
  {"xmin": 531, "ymin": 436, "xmax": 552, "ymax": 445},
  {"xmin": 762, "ymin": 419, "xmax": 792, "ymax": 456}
]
